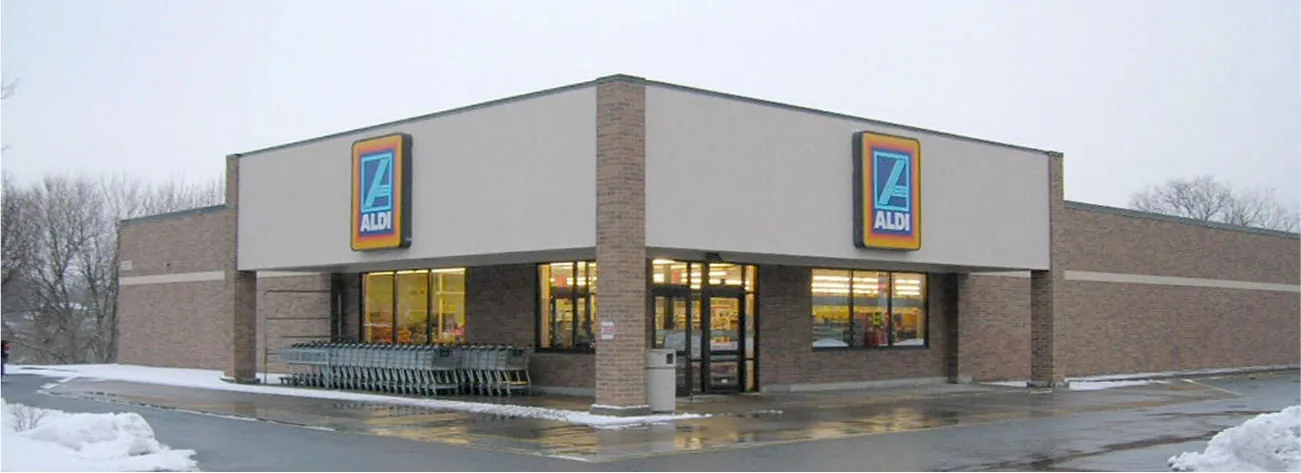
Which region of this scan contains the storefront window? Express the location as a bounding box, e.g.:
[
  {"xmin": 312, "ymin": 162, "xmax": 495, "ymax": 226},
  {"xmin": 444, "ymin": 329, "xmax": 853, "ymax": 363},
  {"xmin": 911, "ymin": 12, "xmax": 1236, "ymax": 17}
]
[
  {"xmin": 362, "ymin": 268, "xmax": 465, "ymax": 344},
  {"xmin": 396, "ymin": 271, "xmax": 429, "ymax": 344},
  {"xmin": 810, "ymin": 269, "xmax": 927, "ymax": 349},
  {"xmin": 890, "ymin": 273, "xmax": 926, "ymax": 346},
  {"xmin": 538, "ymin": 261, "xmax": 597, "ymax": 351},
  {"xmin": 363, "ymin": 273, "xmax": 395, "ymax": 343}
]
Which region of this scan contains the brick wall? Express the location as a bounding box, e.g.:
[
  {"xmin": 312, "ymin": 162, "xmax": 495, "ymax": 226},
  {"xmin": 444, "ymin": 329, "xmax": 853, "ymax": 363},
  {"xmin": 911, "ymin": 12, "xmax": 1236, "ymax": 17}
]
[
  {"xmin": 1057, "ymin": 205, "xmax": 1300, "ymax": 377},
  {"xmin": 531, "ymin": 353, "xmax": 595, "ymax": 389},
  {"xmin": 464, "ymin": 263, "xmax": 595, "ymax": 391},
  {"xmin": 593, "ymin": 77, "xmax": 649, "ymax": 411},
  {"xmin": 757, "ymin": 265, "xmax": 951, "ymax": 390},
  {"xmin": 257, "ymin": 274, "xmax": 332, "ymax": 374},
  {"xmin": 958, "ymin": 274, "xmax": 1032, "ymax": 381},
  {"xmin": 1060, "ymin": 205, "xmax": 1300, "ymax": 284},
  {"xmin": 959, "ymin": 205, "xmax": 1301, "ymax": 382},
  {"xmin": 118, "ymin": 281, "xmax": 229, "ymax": 370},
  {"xmin": 117, "ymin": 208, "xmax": 234, "ymax": 371},
  {"xmin": 465, "ymin": 264, "xmax": 536, "ymax": 347}
]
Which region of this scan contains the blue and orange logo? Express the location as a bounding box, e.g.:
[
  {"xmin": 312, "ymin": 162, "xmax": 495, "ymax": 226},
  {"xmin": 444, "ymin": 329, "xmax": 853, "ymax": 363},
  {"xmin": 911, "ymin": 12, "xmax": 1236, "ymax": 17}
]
[
  {"xmin": 853, "ymin": 131, "xmax": 922, "ymax": 251},
  {"xmin": 351, "ymin": 133, "xmax": 412, "ymax": 251}
]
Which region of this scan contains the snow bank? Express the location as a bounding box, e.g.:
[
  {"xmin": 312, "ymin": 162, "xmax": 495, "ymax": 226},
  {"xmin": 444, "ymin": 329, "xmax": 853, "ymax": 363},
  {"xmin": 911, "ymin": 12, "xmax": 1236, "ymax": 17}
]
[
  {"xmin": 14, "ymin": 364, "xmax": 706, "ymax": 429},
  {"xmin": 1, "ymin": 398, "xmax": 198, "ymax": 472},
  {"xmin": 1169, "ymin": 405, "xmax": 1301, "ymax": 472}
]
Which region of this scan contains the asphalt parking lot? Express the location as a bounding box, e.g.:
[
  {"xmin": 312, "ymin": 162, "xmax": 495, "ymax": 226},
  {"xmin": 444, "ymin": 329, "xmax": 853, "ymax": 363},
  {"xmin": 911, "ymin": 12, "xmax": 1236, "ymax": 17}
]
[{"xmin": 4, "ymin": 369, "xmax": 1297, "ymax": 471}]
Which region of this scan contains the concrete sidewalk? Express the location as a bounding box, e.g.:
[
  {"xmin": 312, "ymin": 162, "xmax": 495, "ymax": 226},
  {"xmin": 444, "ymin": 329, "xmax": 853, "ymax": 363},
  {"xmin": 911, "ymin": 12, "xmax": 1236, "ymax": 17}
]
[{"xmin": 32, "ymin": 371, "xmax": 1259, "ymax": 464}]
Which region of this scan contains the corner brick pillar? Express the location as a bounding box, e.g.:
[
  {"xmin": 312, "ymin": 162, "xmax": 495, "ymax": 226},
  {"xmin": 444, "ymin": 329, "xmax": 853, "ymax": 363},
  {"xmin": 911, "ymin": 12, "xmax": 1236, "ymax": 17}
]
[
  {"xmin": 1030, "ymin": 152, "xmax": 1067, "ymax": 388},
  {"xmin": 591, "ymin": 76, "xmax": 650, "ymax": 416},
  {"xmin": 947, "ymin": 273, "xmax": 974, "ymax": 383},
  {"xmin": 223, "ymin": 155, "xmax": 259, "ymax": 383}
]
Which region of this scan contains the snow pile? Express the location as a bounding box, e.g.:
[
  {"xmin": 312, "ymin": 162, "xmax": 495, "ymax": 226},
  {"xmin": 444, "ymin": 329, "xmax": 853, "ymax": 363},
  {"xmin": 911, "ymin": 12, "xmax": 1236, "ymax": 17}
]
[
  {"xmin": 1, "ymin": 398, "xmax": 198, "ymax": 472},
  {"xmin": 16, "ymin": 364, "xmax": 707, "ymax": 429},
  {"xmin": 1169, "ymin": 405, "xmax": 1301, "ymax": 472}
]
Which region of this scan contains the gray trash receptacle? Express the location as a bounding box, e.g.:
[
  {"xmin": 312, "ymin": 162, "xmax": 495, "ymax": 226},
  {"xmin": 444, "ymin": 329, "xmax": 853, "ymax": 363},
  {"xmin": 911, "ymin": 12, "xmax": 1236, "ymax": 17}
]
[{"xmin": 646, "ymin": 348, "xmax": 676, "ymax": 413}]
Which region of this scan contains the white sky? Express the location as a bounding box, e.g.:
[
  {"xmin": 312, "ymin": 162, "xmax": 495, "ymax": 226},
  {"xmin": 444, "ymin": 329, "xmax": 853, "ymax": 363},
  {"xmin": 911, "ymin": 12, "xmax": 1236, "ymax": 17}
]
[{"xmin": 2, "ymin": 0, "xmax": 1298, "ymax": 208}]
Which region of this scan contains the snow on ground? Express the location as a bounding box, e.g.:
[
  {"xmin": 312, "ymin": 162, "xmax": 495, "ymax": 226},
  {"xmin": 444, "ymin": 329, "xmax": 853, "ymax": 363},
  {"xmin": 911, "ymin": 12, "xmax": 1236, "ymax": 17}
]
[
  {"xmin": 981, "ymin": 378, "xmax": 1169, "ymax": 391},
  {"xmin": 1169, "ymin": 405, "xmax": 1301, "ymax": 472},
  {"xmin": 1, "ymin": 398, "xmax": 198, "ymax": 472},
  {"xmin": 12, "ymin": 364, "xmax": 706, "ymax": 429},
  {"xmin": 1068, "ymin": 379, "xmax": 1169, "ymax": 391}
]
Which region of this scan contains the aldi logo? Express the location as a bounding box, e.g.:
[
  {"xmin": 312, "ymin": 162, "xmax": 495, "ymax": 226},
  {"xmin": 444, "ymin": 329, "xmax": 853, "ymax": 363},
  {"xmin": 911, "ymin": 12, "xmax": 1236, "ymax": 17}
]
[
  {"xmin": 351, "ymin": 133, "xmax": 412, "ymax": 251},
  {"xmin": 853, "ymin": 131, "xmax": 922, "ymax": 251}
]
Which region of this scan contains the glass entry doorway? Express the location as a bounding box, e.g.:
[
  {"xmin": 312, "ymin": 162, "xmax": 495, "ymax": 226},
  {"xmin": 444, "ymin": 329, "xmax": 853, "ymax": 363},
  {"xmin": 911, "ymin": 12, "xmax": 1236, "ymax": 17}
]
[{"xmin": 651, "ymin": 260, "xmax": 756, "ymax": 395}]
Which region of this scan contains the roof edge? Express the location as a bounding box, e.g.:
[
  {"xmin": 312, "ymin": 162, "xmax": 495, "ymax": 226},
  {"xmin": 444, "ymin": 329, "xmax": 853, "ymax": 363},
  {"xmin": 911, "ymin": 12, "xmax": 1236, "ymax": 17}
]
[
  {"xmin": 1065, "ymin": 200, "xmax": 1300, "ymax": 239},
  {"xmin": 120, "ymin": 204, "xmax": 230, "ymax": 226},
  {"xmin": 233, "ymin": 79, "xmax": 602, "ymax": 159},
  {"xmin": 633, "ymin": 77, "xmax": 1060, "ymax": 156}
]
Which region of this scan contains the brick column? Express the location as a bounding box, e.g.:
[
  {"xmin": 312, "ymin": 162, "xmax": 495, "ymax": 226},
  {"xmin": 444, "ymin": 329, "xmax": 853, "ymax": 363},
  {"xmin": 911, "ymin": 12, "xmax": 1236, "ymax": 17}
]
[
  {"xmin": 591, "ymin": 76, "xmax": 650, "ymax": 416},
  {"xmin": 1030, "ymin": 152, "xmax": 1067, "ymax": 388},
  {"xmin": 756, "ymin": 265, "xmax": 813, "ymax": 391},
  {"xmin": 947, "ymin": 273, "xmax": 973, "ymax": 383},
  {"xmin": 223, "ymin": 155, "xmax": 259, "ymax": 383}
]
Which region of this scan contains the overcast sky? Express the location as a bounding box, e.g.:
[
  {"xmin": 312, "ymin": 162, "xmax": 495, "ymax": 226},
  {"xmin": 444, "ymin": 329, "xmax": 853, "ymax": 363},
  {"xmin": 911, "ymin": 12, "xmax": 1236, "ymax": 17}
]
[{"xmin": 2, "ymin": 0, "xmax": 1297, "ymax": 208}]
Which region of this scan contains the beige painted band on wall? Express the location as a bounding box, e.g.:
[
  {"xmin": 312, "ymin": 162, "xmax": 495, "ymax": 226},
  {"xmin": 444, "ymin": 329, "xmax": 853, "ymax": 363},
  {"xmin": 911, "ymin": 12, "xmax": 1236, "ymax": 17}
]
[
  {"xmin": 974, "ymin": 270, "xmax": 1301, "ymax": 293},
  {"xmin": 119, "ymin": 271, "xmax": 319, "ymax": 286}
]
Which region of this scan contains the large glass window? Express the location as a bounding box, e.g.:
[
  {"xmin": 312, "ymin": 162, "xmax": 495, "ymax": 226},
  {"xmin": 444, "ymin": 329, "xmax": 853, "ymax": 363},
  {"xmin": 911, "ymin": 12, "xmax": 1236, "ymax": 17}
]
[
  {"xmin": 362, "ymin": 268, "xmax": 465, "ymax": 344},
  {"xmin": 363, "ymin": 273, "xmax": 395, "ymax": 344},
  {"xmin": 538, "ymin": 261, "xmax": 597, "ymax": 352},
  {"xmin": 810, "ymin": 269, "xmax": 927, "ymax": 349}
]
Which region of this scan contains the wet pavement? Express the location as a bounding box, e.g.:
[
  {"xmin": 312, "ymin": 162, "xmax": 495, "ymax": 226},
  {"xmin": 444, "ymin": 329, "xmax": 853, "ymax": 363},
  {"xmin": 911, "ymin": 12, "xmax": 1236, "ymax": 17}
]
[{"xmin": 29, "ymin": 371, "xmax": 1274, "ymax": 467}]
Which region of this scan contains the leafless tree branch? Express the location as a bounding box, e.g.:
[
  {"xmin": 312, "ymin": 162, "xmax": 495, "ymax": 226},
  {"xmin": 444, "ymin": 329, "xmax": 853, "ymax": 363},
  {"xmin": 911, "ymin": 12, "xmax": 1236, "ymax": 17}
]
[
  {"xmin": 1, "ymin": 172, "xmax": 224, "ymax": 364},
  {"xmin": 1130, "ymin": 175, "xmax": 1300, "ymax": 232}
]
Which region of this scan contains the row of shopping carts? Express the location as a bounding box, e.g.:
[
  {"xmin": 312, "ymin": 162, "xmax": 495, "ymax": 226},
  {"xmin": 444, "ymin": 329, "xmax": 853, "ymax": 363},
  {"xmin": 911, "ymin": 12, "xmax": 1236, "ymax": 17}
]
[{"xmin": 275, "ymin": 342, "xmax": 532, "ymax": 397}]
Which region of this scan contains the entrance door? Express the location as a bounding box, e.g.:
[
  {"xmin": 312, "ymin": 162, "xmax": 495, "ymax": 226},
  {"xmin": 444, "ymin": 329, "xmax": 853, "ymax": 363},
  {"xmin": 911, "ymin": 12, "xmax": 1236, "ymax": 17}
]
[
  {"xmin": 651, "ymin": 260, "xmax": 756, "ymax": 395},
  {"xmin": 702, "ymin": 288, "xmax": 746, "ymax": 393}
]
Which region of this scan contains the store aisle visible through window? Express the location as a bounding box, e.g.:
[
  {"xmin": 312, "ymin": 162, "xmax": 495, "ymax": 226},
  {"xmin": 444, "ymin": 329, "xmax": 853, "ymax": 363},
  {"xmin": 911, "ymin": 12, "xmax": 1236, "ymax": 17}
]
[
  {"xmin": 362, "ymin": 268, "xmax": 466, "ymax": 344},
  {"xmin": 810, "ymin": 269, "xmax": 927, "ymax": 349}
]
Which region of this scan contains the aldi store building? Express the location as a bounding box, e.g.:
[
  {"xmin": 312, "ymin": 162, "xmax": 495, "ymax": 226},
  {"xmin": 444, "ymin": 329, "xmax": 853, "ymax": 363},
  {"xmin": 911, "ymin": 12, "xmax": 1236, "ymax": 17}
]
[{"xmin": 116, "ymin": 74, "xmax": 1300, "ymax": 415}]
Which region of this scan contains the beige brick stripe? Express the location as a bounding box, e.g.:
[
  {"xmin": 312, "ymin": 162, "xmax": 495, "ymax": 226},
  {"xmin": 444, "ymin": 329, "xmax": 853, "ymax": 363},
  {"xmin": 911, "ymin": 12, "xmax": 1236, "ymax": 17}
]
[
  {"xmin": 119, "ymin": 271, "xmax": 318, "ymax": 286},
  {"xmin": 974, "ymin": 270, "xmax": 1300, "ymax": 293}
]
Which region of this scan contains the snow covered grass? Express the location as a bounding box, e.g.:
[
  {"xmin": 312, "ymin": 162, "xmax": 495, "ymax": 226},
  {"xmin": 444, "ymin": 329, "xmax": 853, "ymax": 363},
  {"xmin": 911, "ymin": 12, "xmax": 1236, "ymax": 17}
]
[
  {"xmin": 1, "ymin": 398, "xmax": 198, "ymax": 472},
  {"xmin": 13, "ymin": 363, "xmax": 707, "ymax": 429},
  {"xmin": 1169, "ymin": 405, "xmax": 1301, "ymax": 472}
]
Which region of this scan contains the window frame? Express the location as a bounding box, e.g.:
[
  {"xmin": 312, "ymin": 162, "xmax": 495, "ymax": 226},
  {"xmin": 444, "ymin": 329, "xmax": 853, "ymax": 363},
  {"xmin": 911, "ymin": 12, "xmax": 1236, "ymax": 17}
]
[
  {"xmin": 535, "ymin": 260, "xmax": 598, "ymax": 354},
  {"xmin": 811, "ymin": 269, "xmax": 930, "ymax": 351}
]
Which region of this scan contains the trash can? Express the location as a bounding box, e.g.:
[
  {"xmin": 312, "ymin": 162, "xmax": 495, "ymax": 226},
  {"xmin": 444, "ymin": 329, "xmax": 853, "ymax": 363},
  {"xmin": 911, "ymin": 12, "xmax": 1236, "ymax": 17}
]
[{"xmin": 646, "ymin": 348, "xmax": 676, "ymax": 413}]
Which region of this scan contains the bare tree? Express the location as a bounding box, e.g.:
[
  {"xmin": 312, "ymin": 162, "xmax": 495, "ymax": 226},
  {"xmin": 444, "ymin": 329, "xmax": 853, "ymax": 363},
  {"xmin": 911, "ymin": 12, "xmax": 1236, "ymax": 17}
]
[
  {"xmin": 2, "ymin": 171, "xmax": 35, "ymax": 290},
  {"xmin": 2, "ymin": 78, "xmax": 15, "ymax": 153},
  {"xmin": 1130, "ymin": 175, "xmax": 1299, "ymax": 232},
  {"xmin": 2, "ymin": 172, "xmax": 224, "ymax": 364}
]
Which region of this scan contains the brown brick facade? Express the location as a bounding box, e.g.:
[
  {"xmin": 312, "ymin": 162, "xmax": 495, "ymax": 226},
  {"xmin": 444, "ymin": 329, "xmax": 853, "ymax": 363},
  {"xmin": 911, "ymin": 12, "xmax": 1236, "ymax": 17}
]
[
  {"xmin": 257, "ymin": 274, "xmax": 332, "ymax": 375},
  {"xmin": 117, "ymin": 208, "xmax": 234, "ymax": 371},
  {"xmin": 757, "ymin": 265, "xmax": 952, "ymax": 390},
  {"xmin": 1060, "ymin": 206, "xmax": 1300, "ymax": 284},
  {"xmin": 958, "ymin": 274, "xmax": 1032, "ymax": 381},
  {"xmin": 592, "ymin": 77, "xmax": 649, "ymax": 413},
  {"xmin": 1054, "ymin": 201, "xmax": 1300, "ymax": 378},
  {"xmin": 118, "ymin": 280, "xmax": 229, "ymax": 370},
  {"xmin": 465, "ymin": 264, "xmax": 536, "ymax": 347},
  {"xmin": 1062, "ymin": 282, "xmax": 1299, "ymax": 376}
]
